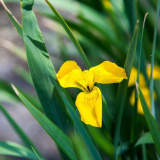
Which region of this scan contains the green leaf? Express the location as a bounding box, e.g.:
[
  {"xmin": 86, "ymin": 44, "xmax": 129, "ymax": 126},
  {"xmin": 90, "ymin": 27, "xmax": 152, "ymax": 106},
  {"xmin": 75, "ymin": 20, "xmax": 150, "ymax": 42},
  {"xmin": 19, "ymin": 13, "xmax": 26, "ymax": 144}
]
[
  {"xmin": 138, "ymin": 85, "xmax": 160, "ymax": 156},
  {"xmin": 21, "ymin": 2, "xmax": 73, "ymax": 159},
  {"xmin": 116, "ymin": 132, "xmax": 154, "ymax": 158},
  {"xmin": 123, "ymin": 0, "xmax": 136, "ymax": 34},
  {"xmin": 114, "ymin": 20, "xmax": 139, "ymax": 159},
  {"xmin": 0, "ymin": 141, "xmax": 37, "ymax": 160},
  {"xmin": 31, "ymin": 146, "xmax": 43, "ymax": 160},
  {"xmin": 20, "ymin": 0, "xmax": 70, "ymax": 132},
  {"xmin": 135, "ymin": 132, "xmax": 153, "ymax": 147},
  {"xmin": 88, "ymin": 126, "xmax": 114, "ymax": 158},
  {"xmin": 0, "ymin": 80, "xmax": 42, "ymax": 111},
  {"xmin": 149, "ymin": 0, "xmax": 160, "ymax": 118},
  {"xmin": 0, "ymin": 0, "xmax": 23, "ymax": 39},
  {"xmin": 72, "ymin": 132, "xmax": 92, "ymax": 160},
  {"xmin": 12, "ymin": 85, "xmax": 77, "ymax": 160},
  {"xmin": 0, "ymin": 104, "xmax": 42, "ymax": 158},
  {"xmin": 45, "ymin": 0, "xmax": 91, "ymax": 69},
  {"xmin": 116, "ymin": 142, "xmax": 130, "ymax": 158},
  {"xmin": 131, "ymin": 12, "xmax": 149, "ymax": 144}
]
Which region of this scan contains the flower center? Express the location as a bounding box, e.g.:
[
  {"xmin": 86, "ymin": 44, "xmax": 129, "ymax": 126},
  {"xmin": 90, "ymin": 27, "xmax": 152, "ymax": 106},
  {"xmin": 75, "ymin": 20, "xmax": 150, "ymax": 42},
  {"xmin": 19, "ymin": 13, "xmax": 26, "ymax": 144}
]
[{"xmin": 87, "ymin": 85, "xmax": 90, "ymax": 92}]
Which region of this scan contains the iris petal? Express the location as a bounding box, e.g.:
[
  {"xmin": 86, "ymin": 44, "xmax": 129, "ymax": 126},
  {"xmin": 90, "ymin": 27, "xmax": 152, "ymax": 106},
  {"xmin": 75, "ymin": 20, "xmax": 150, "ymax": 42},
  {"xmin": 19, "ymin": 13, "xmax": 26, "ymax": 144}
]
[
  {"xmin": 90, "ymin": 61, "xmax": 127, "ymax": 84},
  {"xmin": 75, "ymin": 86, "xmax": 102, "ymax": 127},
  {"xmin": 57, "ymin": 61, "xmax": 84, "ymax": 89}
]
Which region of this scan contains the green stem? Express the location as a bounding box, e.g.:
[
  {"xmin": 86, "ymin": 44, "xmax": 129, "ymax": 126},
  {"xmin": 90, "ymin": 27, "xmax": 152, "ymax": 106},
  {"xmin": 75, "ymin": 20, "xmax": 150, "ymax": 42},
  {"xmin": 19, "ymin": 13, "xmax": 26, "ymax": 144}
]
[{"xmin": 150, "ymin": 0, "xmax": 160, "ymax": 119}]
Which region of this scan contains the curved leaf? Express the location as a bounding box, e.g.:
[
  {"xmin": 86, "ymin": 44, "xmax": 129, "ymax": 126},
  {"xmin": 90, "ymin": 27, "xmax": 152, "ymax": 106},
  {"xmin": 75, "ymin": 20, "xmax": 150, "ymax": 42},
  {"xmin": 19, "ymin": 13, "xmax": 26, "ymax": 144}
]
[
  {"xmin": 0, "ymin": 104, "xmax": 42, "ymax": 158},
  {"xmin": 114, "ymin": 20, "xmax": 139, "ymax": 159},
  {"xmin": 135, "ymin": 132, "xmax": 153, "ymax": 147},
  {"xmin": 20, "ymin": 0, "xmax": 70, "ymax": 132},
  {"xmin": 0, "ymin": 141, "xmax": 37, "ymax": 160},
  {"xmin": 138, "ymin": 85, "xmax": 160, "ymax": 156},
  {"xmin": 0, "ymin": 0, "xmax": 23, "ymax": 38},
  {"xmin": 149, "ymin": 0, "xmax": 160, "ymax": 117},
  {"xmin": 12, "ymin": 85, "xmax": 77, "ymax": 160}
]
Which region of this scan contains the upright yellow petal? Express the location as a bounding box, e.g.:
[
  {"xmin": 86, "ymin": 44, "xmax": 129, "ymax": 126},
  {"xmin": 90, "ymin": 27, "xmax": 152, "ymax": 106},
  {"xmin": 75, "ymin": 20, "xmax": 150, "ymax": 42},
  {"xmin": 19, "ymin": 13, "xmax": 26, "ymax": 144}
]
[
  {"xmin": 57, "ymin": 61, "xmax": 84, "ymax": 89},
  {"xmin": 147, "ymin": 65, "xmax": 160, "ymax": 80},
  {"xmin": 75, "ymin": 86, "xmax": 102, "ymax": 127},
  {"xmin": 128, "ymin": 67, "xmax": 146, "ymax": 87},
  {"xmin": 90, "ymin": 61, "xmax": 127, "ymax": 84},
  {"xmin": 81, "ymin": 70, "xmax": 94, "ymax": 92}
]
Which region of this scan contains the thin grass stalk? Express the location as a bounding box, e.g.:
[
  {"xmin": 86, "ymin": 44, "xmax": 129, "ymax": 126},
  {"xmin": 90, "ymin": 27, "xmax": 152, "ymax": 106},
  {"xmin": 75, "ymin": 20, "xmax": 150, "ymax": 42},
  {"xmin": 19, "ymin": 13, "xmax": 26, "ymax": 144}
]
[
  {"xmin": 131, "ymin": 12, "xmax": 148, "ymax": 141},
  {"xmin": 0, "ymin": 0, "xmax": 23, "ymax": 39},
  {"xmin": 45, "ymin": 0, "xmax": 91, "ymax": 69},
  {"xmin": 150, "ymin": 0, "xmax": 160, "ymax": 118},
  {"xmin": 142, "ymin": 144, "xmax": 147, "ymax": 160},
  {"xmin": 114, "ymin": 20, "xmax": 139, "ymax": 160},
  {"xmin": 131, "ymin": 13, "xmax": 148, "ymax": 159},
  {"xmin": 0, "ymin": 104, "xmax": 43, "ymax": 159}
]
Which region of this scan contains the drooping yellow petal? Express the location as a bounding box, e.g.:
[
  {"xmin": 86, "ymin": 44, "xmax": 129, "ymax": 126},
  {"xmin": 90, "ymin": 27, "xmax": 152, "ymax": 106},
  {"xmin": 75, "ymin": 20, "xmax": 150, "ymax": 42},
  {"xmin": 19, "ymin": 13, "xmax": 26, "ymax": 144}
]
[
  {"xmin": 90, "ymin": 61, "xmax": 127, "ymax": 84},
  {"xmin": 57, "ymin": 61, "xmax": 84, "ymax": 89},
  {"xmin": 130, "ymin": 87, "xmax": 156, "ymax": 114},
  {"xmin": 128, "ymin": 67, "xmax": 146, "ymax": 87},
  {"xmin": 75, "ymin": 86, "xmax": 102, "ymax": 127},
  {"xmin": 147, "ymin": 65, "xmax": 160, "ymax": 80}
]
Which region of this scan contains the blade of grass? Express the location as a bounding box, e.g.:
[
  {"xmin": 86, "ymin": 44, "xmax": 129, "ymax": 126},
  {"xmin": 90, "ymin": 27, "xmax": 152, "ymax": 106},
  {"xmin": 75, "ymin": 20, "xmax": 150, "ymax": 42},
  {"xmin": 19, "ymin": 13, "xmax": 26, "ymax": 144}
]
[
  {"xmin": 114, "ymin": 20, "xmax": 139, "ymax": 159},
  {"xmin": 31, "ymin": 147, "xmax": 42, "ymax": 160},
  {"xmin": 116, "ymin": 142, "xmax": 130, "ymax": 158},
  {"xmin": 0, "ymin": 0, "xmax": 23, "ymax": 39},
  {"xmin": 21, "ymin": 2, "xmax": 73, "ymax": 159},
  {"xmin": 131, "ymin": 12, "xmax": 148, "ymax": 142},
  {"xmin": 116, "ymin": 132, "xmax": 155, "ymax": 158},
  {"xmin": 87, "ymin": 126, "xmax": 114, "ymax": 158},
  {"xmin": 135, "ymin": 132, "xmax": 153, "ymax": 147},
  {"xmin": 0, "ymin": 79, "xmax": 42, "ymax": 111},
  {"xmin": 45, "ymin": 0, "xmax": 91, "ymax": 69},
  {"xmin": 21, "ymin": 0, "xmax": 70, "ymax": 131},
  {"xmin": 72, "ymin": 131, "xmax": 92, "ymax": 160},
  {"xmin": 131, "ymin": 13, "xmax": 148, "ymax": 160},
  {"xmin": 142, "ymin": 144, "xmax": 147, "ymax": 160},
  {"xmin": 150, "ymin": 0, "xmax": 160, "ymax": 118},
  {"xmin": 0, "ymin": 141, "xmax": 37, "ymax": 160},
  {"xmin": 123, "ymin": 0, "xmax": 136, "ymax": 34},
  {"xmin": 12, "ymin": 85, "xmax": 78, "ymax": 160},
  {"xmin": 0, "ymin": 104, "xmax": 43, "ymax": 158},
  {"xmin": 137, "ymin": 13, "xmax": 148, "ymax": 87},
  {"xmin": 137, "ymin": 84, "xmax": 160, "ymax": 156}
]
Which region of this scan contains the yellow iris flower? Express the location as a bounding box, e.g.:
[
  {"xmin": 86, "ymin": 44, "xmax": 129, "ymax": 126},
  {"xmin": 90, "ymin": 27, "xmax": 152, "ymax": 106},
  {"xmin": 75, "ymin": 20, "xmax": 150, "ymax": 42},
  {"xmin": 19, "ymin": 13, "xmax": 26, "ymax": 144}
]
[
  {"xmin": 129, "ymin": 66, "xmax": 160, "ymax": 114},
  {"xmin": 103, "ymin": 0, "xmax": 113, "ymax": 11},
  {"xmin": 57, "ymin": 61, "xmax": 127, "ymax": 127}
]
